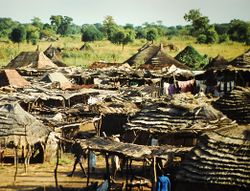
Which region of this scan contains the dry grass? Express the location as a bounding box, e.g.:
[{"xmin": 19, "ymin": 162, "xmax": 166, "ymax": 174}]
[{"xmin": 0, "ymin": 36, "xmax": 249, "ymax": 68}]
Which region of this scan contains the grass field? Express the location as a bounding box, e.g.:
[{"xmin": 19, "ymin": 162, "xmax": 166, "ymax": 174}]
[{"xmin": 0, "ymin": 35, "xmax": 249, "ymax": 68}]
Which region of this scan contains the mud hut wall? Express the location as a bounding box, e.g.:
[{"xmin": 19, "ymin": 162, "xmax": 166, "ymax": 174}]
[{"xmin": 100, "ymin": 114, "xmax": 128, "ymax": 136}]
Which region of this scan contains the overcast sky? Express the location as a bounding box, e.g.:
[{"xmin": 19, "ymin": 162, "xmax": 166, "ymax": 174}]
[{"xmin": 0, "ymin": 0, "xmax": 249, "ymax": 26}]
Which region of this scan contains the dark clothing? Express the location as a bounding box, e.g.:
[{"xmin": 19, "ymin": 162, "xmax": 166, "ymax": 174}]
[
  {"xmin": 68, "ymin": 142, "xmax": 86, "ymax": 177},
  {"xmin": 156, "ymin": 175, "xmax": 171, "ymax": 191}
]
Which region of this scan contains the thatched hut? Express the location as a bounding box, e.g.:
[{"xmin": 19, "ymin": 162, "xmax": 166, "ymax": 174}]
[
  {"xmin": 123, "ymin": 93, "xmax": 234, "ymax": 147},
  {"xmin": 0, "ymin": 69, "xmax": 30, "ymax": 88},
  {"xmin": 203, "ymin": 55, "xmax": 228, "ymax": 70},
  {"xmin": 124, "ymin": 43, "xmax": 189, "ymax": 70},
  {"xmin": 213, "ymin": 86, "xmax": 250, "ymax": 124},
  {"xmin": 90, "ymin": 95, "xmax": 139, "ymax": 136},
  {"xmin": 202, "ymin": 49, "xmax": 250, "ymax": 94},
  {"xmin": 0, "ymin": 102, "xmax": 51, "ymax": 164},
  {"xmin": 175, "ymin": 45, "xmax": 209, "ymax": 70},
  {"xmin": 5, "ymin": 51, "xmax": 58, "ymax": 69},
  {"xmin": 176, "ymin": 125, "xmax": 250, "ymax": 191},
  {"xmin": 41, "ymin": 72, "xmax": 72, "ymax": 90},
  {"xmin": 44, "ymin": 45, "xmax": 67, "ymax": 67}
]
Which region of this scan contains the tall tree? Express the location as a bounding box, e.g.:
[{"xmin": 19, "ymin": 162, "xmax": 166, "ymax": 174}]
[
  {"xmin": 184, "ymin": 9, "xmax": 209, "ymax": 36},
  {"xmin": 228, "ymin": 19, "xmax": 249, "ymax": 43},
  {"xmin": 110, "ymin": 28, "xmax": 135, "ymax": 49},
  {"xmin": 0, "ymin": 18, "xmax": 19, "ymax": 38},
  {"xmin": 9, "ymin": 26, "xmax": 27, "ymax": 48},
  {"xmin": 146, "ymin": 28, "xmax": 158, "ymax": 43},
  {"xmin": 31, "ymin": 17, "xmax": 44, "ymax": 30},
  {"xmin": 26, "ymin": 24, "xmax": 40, "ymax": 45},
  {"xmin": 57, "ymin": 16, "xmax": 73, "ymax": 35},
  {"xmin": 50, "ymin": 15, "xmax": 63, "ymax": 33},
  {"xmin": 81, "ymin": 24, "xmax": 104, "ymax": 42},
  {"xmin": 103, "ymin": 15, "xmax": 118, "ymax": 40}
]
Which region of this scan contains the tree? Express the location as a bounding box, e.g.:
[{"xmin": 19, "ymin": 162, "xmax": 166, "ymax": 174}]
[
  {"xmin": 9, "ymin": 26, "xmax": 27, "ymax": 47},
  {"xmin": 0, "ymin": 18, "xmax": 19, "ymax": 38},
  {"xmin": 205, "ymin": 26, "xmax": 219, "ymax": 43},
  {"xmin": 184, "ymin": 9, "xmax": 209, "ymax": 36},
  {"xmin": 197, "ymin": 34, "xmax": 207, "ymax": 44},
  {"xmin": 103, "ymin": 15, "xmax": 118, "ymax": 40},
  {"xmin": 25, "ymin": 24, "xmax": 40, "ymax": 45},
  {"xmin": 57, "ymin": 16, "xmax": 73, "ymax": 35},
  {"xmin": 81, "ymin": 24, "xmax": 104, "ymax": 42},
  {"xmin": 228, "ymin": 19, "xmax": 249, "ymax": 43},
  {"xmin": 109, "ymin": 28, "xmax": 135, "ymax": 49},
  {"xmin": 50, "ymin": 15, "xmax": 63, "ymax": 32},
  {"xmin": 146, "ymin": 28, "xmax": 158, "ymax": 43},
  {"xmin": 31, "ymin": 17, "xmax": 43, "ymax": 30}
]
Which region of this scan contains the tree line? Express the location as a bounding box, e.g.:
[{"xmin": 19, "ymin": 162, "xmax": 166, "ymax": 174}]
[{"xmin": 0, "ymin": 9, "xmax": 249, "ymax": 47}]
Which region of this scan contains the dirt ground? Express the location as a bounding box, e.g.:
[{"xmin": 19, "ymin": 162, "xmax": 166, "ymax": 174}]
[{"xmin": 0, "ymin": 153, "xmax": 152, "ymax": 191}]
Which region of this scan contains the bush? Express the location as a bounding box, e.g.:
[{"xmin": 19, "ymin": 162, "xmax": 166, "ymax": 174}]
[
  {"xmin": 219, "ymin": 34, "xmax": 230, "ymax": 43},
  {"xmin": 197, "ymin": 34, "xmax": 207, "ymax": 43},
  {"xmin": 205, "ymin": 27, "xmax": 218, "ymax": 44}
]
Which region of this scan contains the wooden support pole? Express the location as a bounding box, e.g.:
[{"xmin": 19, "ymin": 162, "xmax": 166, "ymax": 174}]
[
  {"xmin": 14, "ymin": 146, "xmax": 18, "ymax": 183},
  {"xmin": 105, "ymin": 153, "xmax": 110, "ymax": 191},
  {"xmin": 87, "ymin": 148, "xmax": 90, "ymax": 186},
  {"xmin": 125, "ymin": 158, "xmax": 129, "ymax": 191},
  {"xmin": 129, "ymin": 159, "xmax": 133, "ymax": 183},
  {"xmin": 54, "ymin": 140, "xmax": 60, "ymax": 190},
  {"xmin": 151, "ymin": 156, "xmax": 157, "ymax": 191}
]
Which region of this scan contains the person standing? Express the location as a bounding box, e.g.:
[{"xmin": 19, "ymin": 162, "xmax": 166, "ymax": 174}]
[
  {"xmin": 68, "ymin": 140, "xmax": 87, "ymax": 177},
  {"xmin": 156, "ymin": 171, "xmax": 171, "ymax": 191}
]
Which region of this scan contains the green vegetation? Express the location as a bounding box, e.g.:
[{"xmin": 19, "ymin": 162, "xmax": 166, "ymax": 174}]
[
  {"xmin": 0, "ymin": 11, "xmax": 249, "ymax": 68},
  {"xmin": 175, "ymin": 45, "xmax": 209, "ymax": 69}
]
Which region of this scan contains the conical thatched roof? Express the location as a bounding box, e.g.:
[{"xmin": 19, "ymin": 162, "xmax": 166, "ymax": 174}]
[
  {"xmin": 6, "ymin": 51, "xmax": 58, "ymax": 69},
  {"xmin": 0, "ymin": 69, "xmax": 30, "ymax": 88},
  {"xmin": 228, "ymin": 48, "xmax": 250, "ymax": 70},
  {"xmin": 124, "ymin": 44, "xmax": 189, "ymax": 70},
  {"xmin": 203, "ymin": 55, "xmax": 228, "ymax": 70},
  {"xmin": 124, "ymin": 93, "xmax": 233, "ymax": 134},
  {"xmin": 41, "ymin": 72, "xmax": 72, "ymax": 90},
  {"xmin": 177, "ymin": 125, "xmax": 250, "ymax": 188},
  {"xmin": 175, "ymin": 45, "xmax": 209, "ymax": 70},
  {"xmin": 0, "ymin": 102, "xmax": 51, "ymax": 147},
  {"xmin": 213, "ymin": 86, "xmax": 250, "ymax": 124},
  {"xmin": 44, "ymin": 45, "xmax": 67, "ymax": 67}
]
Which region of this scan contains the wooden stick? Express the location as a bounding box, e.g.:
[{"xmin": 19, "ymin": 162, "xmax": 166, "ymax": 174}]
[
  {"xmin": 87, "ymin": 148, "xmax": 90, "ymax": 186},
  {"xmin": 54, "ymin": 140, "xmax": 60, "ymax": 190},
  {"xmin": 105, "ymin": 153, "xmax": 110, "ymax": 190},
  {"xmin": 14, "ymin": 146, "xmax": 18, "ymax": 183}
]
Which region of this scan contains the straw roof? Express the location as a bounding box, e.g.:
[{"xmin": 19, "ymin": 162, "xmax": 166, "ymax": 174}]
[
  {"xmin": 177, "ymin": 125, "xmax": 250, "ymax": 188},
  {"xmin": 228, "ymin": 48, "xmax": 250, "ymax": 71},
  {"xmin": 89, "ymin": 62, "xmax": 122, "ymax": 69},
  {"xmin": 124, "ymin": 93, "xmax": 234, "ymax": 134},
  {"xmin": 0, "ymin": 102, "xmax": 51, "ymax": 147},
  {"xmin": 124, "ymin": 44, "xmax": 189, "ymax": 70},
  {"xmin": 41, "ymin": 72, "xmax": 72, "ymax": 90},
  {"xmin": 92, "ymin": 95, "xmax": 139, "ymax": 115},
  {"xmin": 79, "ymin": 136, "xmax": 192, "ymax": 160},
  {"xmin": 44, "ymin": 45, "xmax": 67, "ymax": 67},
  {"xmin": 213, "ymin": 86, "xmax": 250, "ymax": 124},
  {"xmin": 6, "ymin": 51, "xmax": 58, "ymax": 69},
  {"xmin": 203, "ymin": 55, "xmax": 228, "ymax": 70},
  {"xmin": 0, "ymin": 69, "xmax": 30, "ymax": 88}
]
